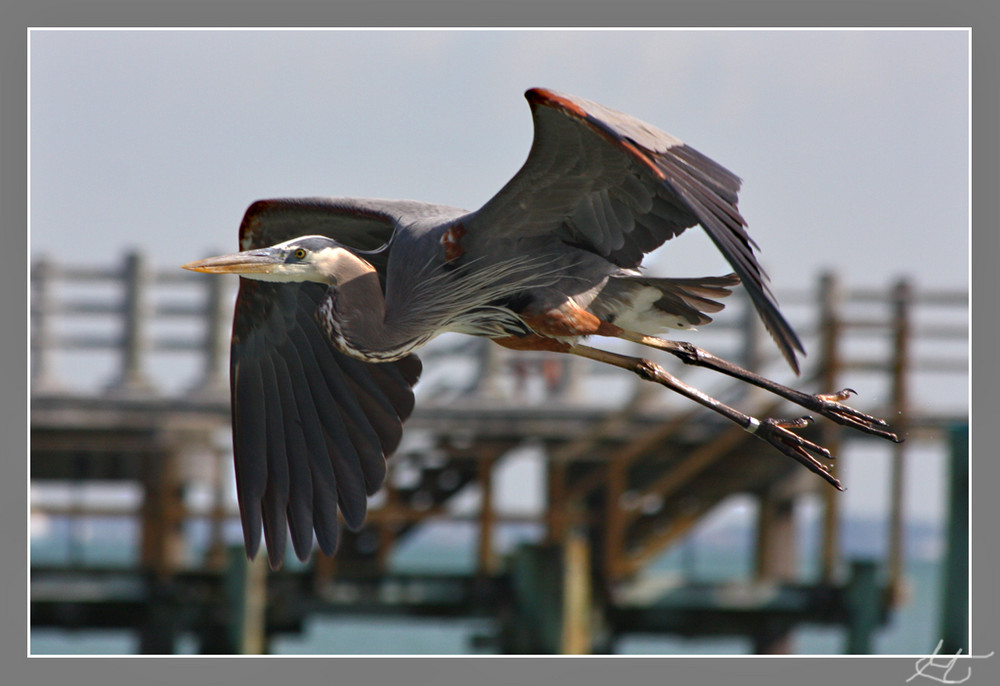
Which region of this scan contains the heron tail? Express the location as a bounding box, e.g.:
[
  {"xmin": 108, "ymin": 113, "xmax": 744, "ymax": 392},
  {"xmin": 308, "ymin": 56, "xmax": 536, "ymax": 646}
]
[{"xmin": 594, "ymin": 273, "xmax": 741, "ymax": 332}]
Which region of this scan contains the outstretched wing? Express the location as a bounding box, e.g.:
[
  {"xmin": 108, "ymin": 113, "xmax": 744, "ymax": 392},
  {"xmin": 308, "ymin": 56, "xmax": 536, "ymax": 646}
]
[
  {"xmin": 231, "ymin": 199, "xmax": 422, "ymax": 567},
  {"xmin": 466, "ymin": 88, "xmax": 804, "ymax": 372}
]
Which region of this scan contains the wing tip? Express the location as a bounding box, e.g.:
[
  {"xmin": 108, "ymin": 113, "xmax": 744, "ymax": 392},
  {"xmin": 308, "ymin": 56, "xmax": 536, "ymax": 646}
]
[
  {"xmin": 262, "ymin": 511, "xmax": 288, "ymax": 570},
  {"xmin": 315, "ymin": 519, "xmax": 340, "ymax": 557},
  {"xmin": 242, "ymin": 516, "xmax": 262, "ymax": 560},
  {"xmin": 767, "ymin": 317, "xmax": 806, "ymax": 376},
  {"xmin": 524, "ymin": 86, "xmax": 553, "ymax": 103},
  {"xmin": 266, "ymin": 545, "xmax": 284, "ymax": 570},
  {"xmin": 339, "ymin": 499, "xmax": 369, "ymax": 533},
  {"xmin": 524, "ymin": 87, "xmax": 588, "ymax": 118},
  {"xmin": 781, "ymin": 343, "xmax": 803, "ymax": 376},
  {"xmin": 238, "ymin": 199, "xmax": 284, "ymax": 250},
  {"xmin": 747, "ymin": 283, "xmax": 806, "ymax": 376}
]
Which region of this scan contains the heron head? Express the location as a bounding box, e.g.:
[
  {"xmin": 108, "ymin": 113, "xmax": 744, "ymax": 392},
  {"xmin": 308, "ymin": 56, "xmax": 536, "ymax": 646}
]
[{"xmin": 182, "ymin": 236, "xmax": 376, "ymax": 285}]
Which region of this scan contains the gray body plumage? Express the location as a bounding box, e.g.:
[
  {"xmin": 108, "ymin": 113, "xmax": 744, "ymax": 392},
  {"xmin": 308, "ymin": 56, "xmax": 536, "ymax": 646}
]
[{"xmin": 385, "ymin": 222, "xmax": 618, "ymax": 339}]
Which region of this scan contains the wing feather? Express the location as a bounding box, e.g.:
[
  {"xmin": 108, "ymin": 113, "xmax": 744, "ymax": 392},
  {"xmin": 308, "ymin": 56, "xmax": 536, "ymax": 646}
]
[
  {"xmin": 284, "ymin": 325, "xmax": 344, "ymax": 554},
  {"xmin": 228, "ymin": 201, "xmax": 423, "ymax": 565},
  {"xmin": 269, "ymin": 351, "xmax": 315, "ymax": 561},
  {"xmin": 231, "ymin": 347, "xmax": 267, "ymax": 559},
  {"xmin": 466, "ymin": 88, "xmax": 804, "ymax": 371},
  {"xmin": 257, "ymin": 355, "xmax": 290, "ymax": 568}
]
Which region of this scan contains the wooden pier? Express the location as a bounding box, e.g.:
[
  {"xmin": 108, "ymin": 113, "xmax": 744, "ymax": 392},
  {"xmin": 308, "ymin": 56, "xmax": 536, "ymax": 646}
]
[{"xmin": 29, "ymin": 253, "xmax": 969, "ymax": 654}]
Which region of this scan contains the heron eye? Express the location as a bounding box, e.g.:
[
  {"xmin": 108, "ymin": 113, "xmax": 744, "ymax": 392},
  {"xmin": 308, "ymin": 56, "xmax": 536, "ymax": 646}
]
[{"xmin": 293, "ymin": 248, "xmax": 307, "ymax": 260}]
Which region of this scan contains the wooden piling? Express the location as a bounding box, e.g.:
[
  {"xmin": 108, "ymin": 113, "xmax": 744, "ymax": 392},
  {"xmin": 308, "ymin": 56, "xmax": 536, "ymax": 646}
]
[
  {"xmin": 753, "ymin": 481, "xmax": 798, "ymax": 654},
  {"xmin": 887, "ymin": 279, "xmax": 912, "ymax": 604},
  {"xmin": 844, "ymin": 559, "xmax": 881, "ymax": 654},
  {"xmin": 939, "ymin": 423, "xmax": 969, "ymax": 655},
  {"xmin": 817, "ymin": 272, "xmax": 844, "ymax": 583},
  {"xmin": 109, "ymin": 252, "xmax": 153, "ymax": 395}
]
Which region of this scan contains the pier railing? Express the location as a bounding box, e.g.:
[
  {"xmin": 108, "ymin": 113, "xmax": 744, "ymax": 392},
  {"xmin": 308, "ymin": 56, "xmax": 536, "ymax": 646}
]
[
  {"xmin": 29, "ymin": 252, "xmax": 968, "ymax": 412},
  {"xmin": 28, "ymin": 251, "xmax": 772, "ymax": 402}
]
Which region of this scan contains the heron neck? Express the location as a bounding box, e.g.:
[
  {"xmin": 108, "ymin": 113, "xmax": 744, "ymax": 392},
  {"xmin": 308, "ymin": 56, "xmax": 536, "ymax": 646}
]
[{"xmin": 319, "ymin": 270, "xmax": 424, "ymax": 362}]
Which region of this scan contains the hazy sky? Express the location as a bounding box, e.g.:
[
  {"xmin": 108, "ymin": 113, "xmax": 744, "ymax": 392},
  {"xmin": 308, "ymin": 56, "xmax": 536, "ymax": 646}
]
[
  {"xmin": 28, "ymin": 29, "xmax": 969, "ymax": 524},
  {"xmin": 29, "ymin": 29, "xmax": 968, "ymax": 288}
]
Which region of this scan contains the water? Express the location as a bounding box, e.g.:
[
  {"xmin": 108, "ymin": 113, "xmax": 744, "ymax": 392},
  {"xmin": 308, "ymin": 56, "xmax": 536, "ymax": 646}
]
[
  {"xmin": 614, "ymin": 556, "xmax": 944, "ymax": 655},
  {"xmin": 30, "ymin": 525, "xmax": 949, "ymax": 655}
]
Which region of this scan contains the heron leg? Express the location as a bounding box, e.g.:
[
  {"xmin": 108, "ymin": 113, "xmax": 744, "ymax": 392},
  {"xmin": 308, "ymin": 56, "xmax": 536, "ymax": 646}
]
[
  {"xmin": 568, "ymin": 344, "xmax": 844, "ymax": 489},
  {"xmin": 615, "ymin": 330, "xmax": 900, "ymax": 443}
]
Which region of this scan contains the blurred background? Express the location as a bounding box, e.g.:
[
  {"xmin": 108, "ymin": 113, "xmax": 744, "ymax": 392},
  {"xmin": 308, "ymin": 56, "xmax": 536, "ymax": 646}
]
[{"xmin": 28, "ymin": 28, "xmax": 969, "ymax": 655}]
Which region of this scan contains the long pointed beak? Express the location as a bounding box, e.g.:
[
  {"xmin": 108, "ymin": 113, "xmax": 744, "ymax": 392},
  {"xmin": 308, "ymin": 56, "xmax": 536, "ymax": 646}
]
[{"xmin": 181, "ymin": 249, "xmax": 283, "ymax": 275}]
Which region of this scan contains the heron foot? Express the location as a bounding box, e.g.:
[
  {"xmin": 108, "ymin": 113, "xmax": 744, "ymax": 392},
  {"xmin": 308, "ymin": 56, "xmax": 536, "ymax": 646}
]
[
  {"xmin": 569, "ymin": 343, "xmax": 891, "ymax": 489},
  {"xmin": 621, "ymin": 332, "xmax": 901, "ymax": 445},
  {"xmin": 749, "ymin": 416, "xmax": 843, "ymax": 490},
  {"xmin": 799, "ymin": 387, "xmax": 902, "ymax": 443}
]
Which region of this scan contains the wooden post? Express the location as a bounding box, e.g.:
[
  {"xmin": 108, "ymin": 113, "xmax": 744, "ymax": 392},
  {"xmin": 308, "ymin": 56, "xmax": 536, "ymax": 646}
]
[
  {"xmin": 546, "ymin": 458, "xmax": 567, "ymax": 544},
  {"xmin": 139, "ymin": 444, "xmax": 186, "ymax": 576},
  {"xmin": 138, "ymin": 440, "xmax": 186, "ymax": 654},
  {"xmin": 755, "ymin": 489, "xmax": 797, "ymax": 581},
  {"xmin": 30, "ymin": 259, "xmax": 60, "ymax": 392},
  {"xmin": 222, "ymin": 546, "xmax": 269, "ymax": 654},
  {"xmin": 741, "ymin": 289, "xmax": 762, "ymax": 372},
  {"xmin": 477, "ymin": 453, "xmax": 497, "ymax": 576},
  {"xmin": 844, "ymin": 559, "xmax": 881, "ymax": 654},
  {"xmin": 505, "ymin": 537, "xmax": 593, "ymax": 654},
  {"xmin": 139, "ymin": 576, "xmax": 180, "ymax": 654},
  {"xmin": 108, "ymin": 251, "xmax": 153, "ymax": 395},
  {"xmin": 940, "ymin": 423, "xmax": 969, "ymax": 655},
  {"xmin": 506, "ymin": 544, "xmax": 560, "ymax": 652},
  {"xmin": 559, "ymin": 355, "xmax": 589, "ymax": 402},
  {"xmin": 189, "ymin": 262, "xmax": 230, "ymax": 396},
  {"xmin": 473, "ymin": 340, "xmax": 506, "ymax": 400},
  {"xmin": 205, "ymin": 445, "xmax": 230, "ymax": 572},
  {"xmin": 560, "ymin": 531, "xmax": 593, "ymax": 654},
  {"xmin": 817, "ymin": 272, "xmax": 843, "ymax": 582},
  {"xmin": 887, "ymin": 279, "xmax": 912, "ymax": 604},
  {"xmin": 753, "ymin": 483, "xmax": 798, "ymax": 653},
  {"xmin": 602, "ymin": 455, "xmax": 627, "ymax": 582}
]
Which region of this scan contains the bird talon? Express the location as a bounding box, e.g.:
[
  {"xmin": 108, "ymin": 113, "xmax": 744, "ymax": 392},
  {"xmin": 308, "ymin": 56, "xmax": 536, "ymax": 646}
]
[
  {"xmin": 755, "ymin": 418, "xmax": 839, "ymax": 488},
  {"xmin": 818, "ymin": 388, "xmax": 856, "ymax": 402},
  {"xmin": 804, "ymin": 388, "xmax": 898, "ymax": 440},
  {"xmin": 835, "ymin": 407, "xmax": 890, "ymax": 429},
  {"xmin": 774, "ymin": 416, "xmax": 812, "ymax": 429},
  {"xmin": 761, "ymin": 418, "xmax": 831, "ymax": 457}
]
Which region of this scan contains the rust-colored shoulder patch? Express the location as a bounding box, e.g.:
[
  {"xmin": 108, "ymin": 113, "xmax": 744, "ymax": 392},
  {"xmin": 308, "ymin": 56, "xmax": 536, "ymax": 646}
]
[
  {"xmin": 492, "ymin": 301, "xmax": 623, "ymax": 353},
  {"xmin": 441, "ymin": 222, "xmax": 467, "ymax": 262},
  {"xmin": 520, "ymin": 301, "xmax": 624, "ymax": 339}
]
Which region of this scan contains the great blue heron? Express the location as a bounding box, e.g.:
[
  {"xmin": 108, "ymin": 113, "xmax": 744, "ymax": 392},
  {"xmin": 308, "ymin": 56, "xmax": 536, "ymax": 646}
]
[{"xmin": 183, "ymin": 88, "xmax": 899, "ymax": 568}]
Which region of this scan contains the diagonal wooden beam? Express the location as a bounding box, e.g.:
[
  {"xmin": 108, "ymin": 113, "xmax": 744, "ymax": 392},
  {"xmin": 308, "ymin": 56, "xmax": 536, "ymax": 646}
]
[
  {"xmin": 619, "ymin": 416, "xmax": 771, "ymax": 529},
  {"xmin": 565, "ymin": 408, "xmax": 695, "ymax": 503}
]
